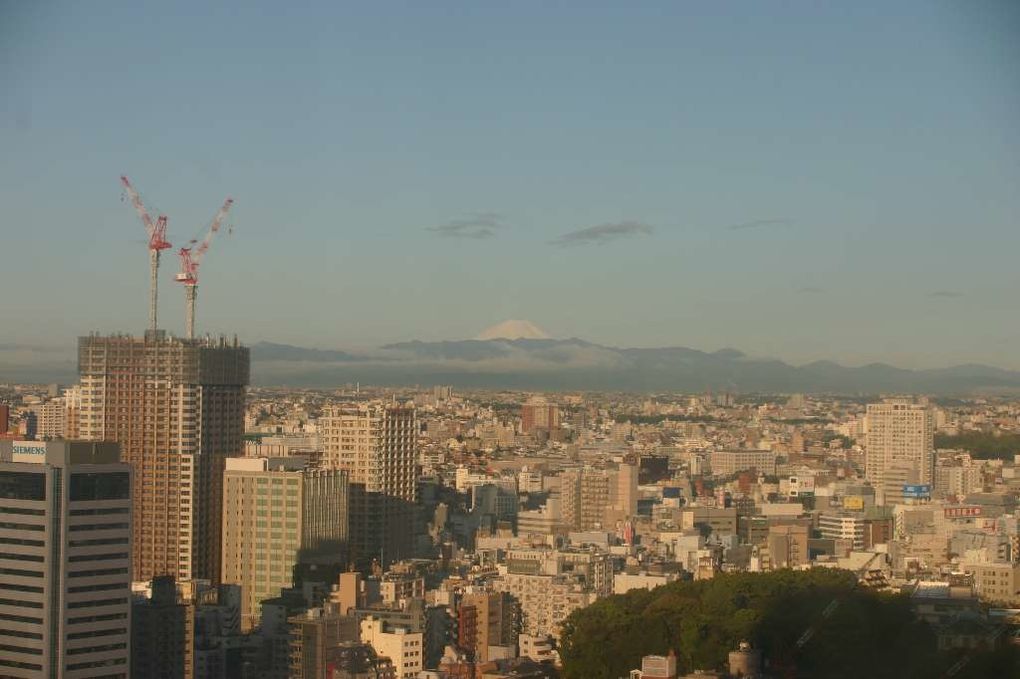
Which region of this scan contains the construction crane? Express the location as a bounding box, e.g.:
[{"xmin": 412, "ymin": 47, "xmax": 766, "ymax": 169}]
[
  {"xmin": 175, "ymin": 198, "xmax": 234, "ymax": 339},
  {"xmin": 120, "ymin": 175, "xmax": 171, "ymax": 333}
]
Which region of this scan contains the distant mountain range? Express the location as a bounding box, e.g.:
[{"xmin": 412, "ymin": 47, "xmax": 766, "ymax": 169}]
[
  {"xmin": 5, "ymin": 336, "xmax": 1018, "ymax": 394},
  {"xmin": 248, "ymin": 337, "xmax": 1020, "ymax": 394}
]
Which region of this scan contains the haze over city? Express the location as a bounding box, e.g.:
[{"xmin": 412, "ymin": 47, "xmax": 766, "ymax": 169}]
[
  {"xmin": 3, "ymin": 4, "xmax": 1020, "ymax": 679},
  {"xmin": 3, "ymin": 1, "xmax": 1020, "ymax": 370}
]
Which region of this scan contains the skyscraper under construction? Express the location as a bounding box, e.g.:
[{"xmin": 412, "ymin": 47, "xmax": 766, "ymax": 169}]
[{"xmin": 77, "ymin": 330, "xmax": 249, "ymax": 583}]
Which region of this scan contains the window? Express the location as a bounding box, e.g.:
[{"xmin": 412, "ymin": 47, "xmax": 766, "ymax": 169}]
[
  {"xmin": 70, "ymin": 473, "xmax": 130, "ymax": 501},
  {"xmin": 0, "ymin": 472, "xmax": 46, "ymax": 501}
]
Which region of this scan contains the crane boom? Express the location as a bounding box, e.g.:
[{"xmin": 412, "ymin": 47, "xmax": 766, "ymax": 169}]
[
  {"xmin": 176, "ymin": 197, "xmax": 234, "ymax": 339},
  {"xmin": 120, "ymin": 175, "xmax": 154, "ymax": 236},
  {"xmin": 120, "ymin": 175, "xmax": 171, "ymax": 333}
]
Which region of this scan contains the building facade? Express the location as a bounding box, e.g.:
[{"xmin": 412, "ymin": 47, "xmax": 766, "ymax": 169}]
[
  {"xmin": 77, "ymin": 332, "xmax": 249, "ymax": 583},
  {"xmin": 221, "ymin": 456, "xmax": 349, "ymax": 630},
  {"xmin": 318, "ymin": 402, "xmax": 417, "ymax": 567},
  {"xmin": 0, "ymin": 439, "xmax": 132, "ymax": 678},
  {"xmin": 865, "ymin": 400, "xmax": 935, "ymax": 505}
]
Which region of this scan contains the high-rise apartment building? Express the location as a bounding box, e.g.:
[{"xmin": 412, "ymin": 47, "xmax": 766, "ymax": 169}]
[
  {"xmin": 318, "ymin": 402, "xmax": 417, "ymax": 567},
  {"xmin": 0, "ymin": 439, "xmax": 132, "ymax": 679},
  {"xmin": 221, "ymin": 456, "xmax": 349, "ymax": 630},
  {"xmin": 560, "ymin": 463, "xmax": 637, "ymax": 530},
  {"xmin": 520, "ymin": 398, "xmax": 559, "ymax": 434},
  {"xmin": 77, "ymin": 332, "xmax": 249, "ymax": 583},
  {"xmin": 865, "ymin": 400, "xmax": 935, "ymax": 505},
  {"xmin": 30, "ymin": 397, "xmax": 68, "ymax": 440}
]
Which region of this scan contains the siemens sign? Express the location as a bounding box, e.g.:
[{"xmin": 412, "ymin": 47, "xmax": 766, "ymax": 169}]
[{"xmin": 12, "ymin": 441, "xmax": 47, "ymax": 464}]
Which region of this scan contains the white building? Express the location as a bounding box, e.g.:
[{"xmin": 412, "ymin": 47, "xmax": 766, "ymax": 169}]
[{"xmin": 360, "ymin": 616, "xmax": 424, "ymax": 679}]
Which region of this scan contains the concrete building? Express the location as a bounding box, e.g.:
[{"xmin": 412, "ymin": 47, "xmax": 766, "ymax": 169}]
[
  {"xmin": 288, "ymin": 603, "xmax": 359, "ymax": 679},
  {"xmin": 818, "ymin": 513, "xmax": 866, "ymax": 552},
  {"xmin": 960, "ymin": 562, "xmax": 1020, "ymax": 605},
  {"xmin": 131, "ymin": 576, "xmax": 194, "ymax": 679},
  {"xmin": 30, "ymin": 397, "xmax": 67, "ymax": 439},
  {"xmin": 221, "ymin": 456, "xmax": 349, "ymax": 630},
  {"xmin": 767, "ymin": 524, "xmax": 809, "ymax": 569},
  {"xmin": 0, "ymin": 439, "xmax": 132, "ymax": 678},
  {"xmin": 865, "ymin": 400, "xmax": 934, "ymax": 505},
  {"xmin": 560, "ymin": 463, "xmax": 637, "ymax": 531},
  {"xmin": 318, "ymin": 402, "xmax": 417, "ymax": 567},
  {"xmin": 710, "ymin": 450, "xmax": 779, "ymax": 476},
  {"xmin": 457, "ymin": 591, "xmax": 517, "ymax": 663},
  {"xmin": 360, "ymin": 615, "xmax": 424, "ymax": 679},
  {"xmin": 521, "ymin": 398, "xmax": 560, "ymax": 434},
  {"xmin": 495, "ymin": 547, "xmax": 611, "ymax": 639},
  {"xmin": 77, "ymin": 332, "xmax": 249, "ymax": 583}
]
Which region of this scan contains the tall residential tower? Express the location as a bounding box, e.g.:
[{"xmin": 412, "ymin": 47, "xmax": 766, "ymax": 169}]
[
  {"xmin": 318, "ymin": 402, "xmax": 417, "ymax": 567},
  {"xmin": 865, "ymin": 399, "xmax": 935, "ymax": 505},
  {"xmin": 77, "ymin": 331, "xmax": 249, "ymax": 583}
]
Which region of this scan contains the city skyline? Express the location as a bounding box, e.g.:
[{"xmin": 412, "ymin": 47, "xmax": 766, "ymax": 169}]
[{"xmin": 3, "ymin": 1, "xmax": 1020, "ymax": 369}]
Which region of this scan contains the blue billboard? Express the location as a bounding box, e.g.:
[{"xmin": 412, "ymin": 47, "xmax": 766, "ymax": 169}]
[{"xmin": 902, "ymin": 484, "xmax": 931, "ymax": 499}]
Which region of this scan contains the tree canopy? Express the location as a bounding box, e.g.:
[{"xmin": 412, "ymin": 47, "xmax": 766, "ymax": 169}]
[{"xmin": 558, "ymin": 569, "xmax": 1013, "ymax": 679}]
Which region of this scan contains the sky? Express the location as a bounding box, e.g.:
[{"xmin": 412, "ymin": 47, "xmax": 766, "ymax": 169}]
[{"xmin": 2, "ymin": 1, "xmax": 1019, "ymax": 369}]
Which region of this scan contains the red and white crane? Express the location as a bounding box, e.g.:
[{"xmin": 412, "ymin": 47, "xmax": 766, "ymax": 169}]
[
  {"xmin": 176, "ymin": 198, "xmax": 234, "ymax": 339},
  {"xmin": 120, "ymin": 175, "xmax": 172, "ymax": 334}
]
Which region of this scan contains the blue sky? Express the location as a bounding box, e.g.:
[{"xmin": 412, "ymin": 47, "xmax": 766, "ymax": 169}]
[{"xmin": 2, "ymin": 1, "xmax": 1018, "ymax": 368}]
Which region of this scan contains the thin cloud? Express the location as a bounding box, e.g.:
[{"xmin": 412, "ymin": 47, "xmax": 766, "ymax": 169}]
[
  {"xmin": 427, "ymin": 212, "xmax": 503, "ymax": 239},
  {"xmin": 796, "ymin": 286, "xmax": 824, "ymax": 294},
  {"xmin": 550, "ymin": 221, "xmax": 653, "ymax": 247},
  {"xmin": 727, "ymin": 218, "xmax": 792, "ymax": 231},
  {"xmin": 927, "ymin": 290, "xmax": 963, "ymax": 298}
]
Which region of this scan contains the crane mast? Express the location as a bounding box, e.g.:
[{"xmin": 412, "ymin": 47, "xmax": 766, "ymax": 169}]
[
  {"xmin": 120, "ymin": 176, "xmax": 171, "ymax": 334},
  {"xmin": 176, "ymin": 198, "xmax": 234, "ymax": 339}
]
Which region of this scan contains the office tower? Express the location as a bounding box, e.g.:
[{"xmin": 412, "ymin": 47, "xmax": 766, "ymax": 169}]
[
  {"xmin": 318, "ymin": 402, "xmax": 417, "ymax": 567},
  {"xmin": 77, "ymin": 332, "xmax": 249, "ymax": 583},
  {"xmin": 221, "ymin": 456, "xmax": 349, "ymax": 630},
  {"xmin": 0, "ymin": 439, "xmax": 131, "ymax": 679},
  {"xmin": 520, "ymin": 397, "xmax": 559, "ymax": 434},
  {"xmin": 131, "ymin": 576, "xmax": 194, "ymax": 679},
  {"xmin": 865, "ymin": 400, "xmax": 935, "ymax": 505},
  {"xmin": 0, "ymin": 403, "xmax": 10, "ymax": 434},
  {"xmin": 818, "ymin": 512, "xmax": 866, "ymax": 552}
]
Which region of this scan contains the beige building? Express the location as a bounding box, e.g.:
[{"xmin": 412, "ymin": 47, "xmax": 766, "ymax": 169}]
[
  {"xmin": 710, "ymin": 450, "xmax": 779, "ymax": 476},
  {"xmin": 318, "ymin": 402, "xmax": 417, "ymax": 567},
  {"xmin": 360, "ymin": 616, "xmax": 424, "ymax": 679},
  {"xmin": 221, "ymin": 456, "xmax": 349, "ymax": 630},
  {"xmin": 495, "ymin": 547, "xmax": 611, "ymax": 639},
  {"xmin": 77, "ymin": 332, "xmax": 249, "ymax": 583},
  {"xmin": 865, "ymin": 400, "xmax": 935, "ymax": 505},
  {"xmin": 560, "ymin": 463, "xmax": 637, "ymax": 531},
  {"xmin": 961, "ymin": 562, "xmax": 1020, "ymax": 605},
  {"xmin": 766, "ymin": 523, "xmax": 810, "ymax": 569},
  {"xmin": 0, "ymin": 440, "xmax": 132, "ymax": 679}
]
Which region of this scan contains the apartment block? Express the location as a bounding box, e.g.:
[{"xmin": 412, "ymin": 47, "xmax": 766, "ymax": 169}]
[
  {"xmin": 77, "ymin": 332, "xmax": 249, "ymax": 583},
  {"xmin": 318, "ymin": 402, "xmax": 417, "ymax": 567}
]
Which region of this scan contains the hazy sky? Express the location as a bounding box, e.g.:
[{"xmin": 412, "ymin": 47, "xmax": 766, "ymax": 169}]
[{"xmin": 2, "ymin": 1, "xmax": 1018, "ymax": 368}]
